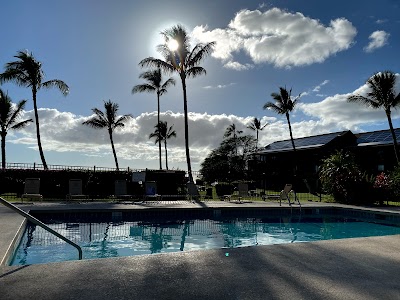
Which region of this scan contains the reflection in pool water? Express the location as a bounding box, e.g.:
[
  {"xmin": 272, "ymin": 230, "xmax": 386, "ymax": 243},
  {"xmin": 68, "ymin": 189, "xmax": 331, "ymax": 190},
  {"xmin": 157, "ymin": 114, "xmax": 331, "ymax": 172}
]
[{"xmin": 11, "ymin": 216, "xmax": 400, "ymax": 265}]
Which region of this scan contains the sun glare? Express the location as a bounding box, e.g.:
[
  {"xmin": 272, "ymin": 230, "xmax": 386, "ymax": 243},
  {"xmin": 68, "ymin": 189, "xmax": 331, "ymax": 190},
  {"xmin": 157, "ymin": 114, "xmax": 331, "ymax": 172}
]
[{"xmin": 168, "ymin": 39, "xmax": 179, "ymax": 51}]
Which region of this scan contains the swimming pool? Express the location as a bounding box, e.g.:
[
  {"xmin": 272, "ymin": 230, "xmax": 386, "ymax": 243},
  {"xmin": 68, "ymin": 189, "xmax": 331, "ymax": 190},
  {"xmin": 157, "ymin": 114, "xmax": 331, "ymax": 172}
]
[{"xmin": 11, "ymin": 210, "xmax": 400, "ymax": 265}]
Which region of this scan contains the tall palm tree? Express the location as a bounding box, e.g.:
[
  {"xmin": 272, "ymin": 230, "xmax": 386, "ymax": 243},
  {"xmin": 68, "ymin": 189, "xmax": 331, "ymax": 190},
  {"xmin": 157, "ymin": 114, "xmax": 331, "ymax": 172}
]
[
  {"xmin": 264, "ymin": 87, "xmax": 300, "ymax": 175},
  {"xmin": 139, "ymin": 24, "xmax": 215, "ymax": 183},
  {"xmin": 132, "ymin": 68, "xmax": 175, "ymax": 169},
  {"xmin": 82, "ymin": 100, "xmax": 132, "ymax": 170},
  {"xmin": 348, "ymin": 71, "xmax": 400, "ymax": 163},
  {"xmin": 224, "ymin": 123, "xmax": 243, "ymax": 155},
  {"xmin": 149, "ymin": 121, "xmax": 177, "ymax": 170},
  {"xmin": 247, "ymin": 117, "xmax": 268, "ymax": 149},
  {"xmin": 263, "ymin": 87, "xmax": 300, "ymax": 153},
  {"xmin": 0, "ymin": 50, "xmax": 69, "ymax": 169},
  {"xmin": 0, "ymin": 89, "xmax": 33, "ymax": 168}
]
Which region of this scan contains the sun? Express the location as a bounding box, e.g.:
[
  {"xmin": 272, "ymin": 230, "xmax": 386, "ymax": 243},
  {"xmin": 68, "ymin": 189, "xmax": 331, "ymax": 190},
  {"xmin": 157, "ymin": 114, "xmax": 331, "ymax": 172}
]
[{"xmin": 167, "ymin": 39, "xmax": 179, "ymax": 51}]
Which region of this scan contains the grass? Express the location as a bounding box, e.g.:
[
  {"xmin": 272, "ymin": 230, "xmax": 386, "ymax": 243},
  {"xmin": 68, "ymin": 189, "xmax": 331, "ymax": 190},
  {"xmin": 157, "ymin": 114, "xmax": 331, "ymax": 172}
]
[{"xmin": 1, "ymin": 189, "xmax": 398, "ymax": 206}]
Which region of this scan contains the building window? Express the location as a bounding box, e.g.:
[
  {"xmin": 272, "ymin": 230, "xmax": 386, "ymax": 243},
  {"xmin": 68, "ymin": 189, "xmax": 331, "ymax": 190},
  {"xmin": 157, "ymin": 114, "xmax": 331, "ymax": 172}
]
[{"xmin": 378, "ymin": 164, "xmax": 385, "ymax": 171}]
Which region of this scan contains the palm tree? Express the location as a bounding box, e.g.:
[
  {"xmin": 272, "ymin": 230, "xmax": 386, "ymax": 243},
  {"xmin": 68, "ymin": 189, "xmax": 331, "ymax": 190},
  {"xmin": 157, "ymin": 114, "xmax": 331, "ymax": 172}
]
[
  {"xmin": 139, "ymin": 24, "xmax": 215, "ymax": 183},
  {"xmin": 264, "ymin": 87, "xmax": 300, "ymax": 175},
  {"xmin": 0, "ymin": 89, "xmax": 33, "ymax": 168},
  {"xmin": 247, "ymin": 117, "xmax": 268, "ymax": 149},
  {"xmin": 149, "ymin": 121, "xmax": 176, "ymax": 170},
  {"xmin": 264, "ymin": 87, "xmax": 300, "ymax": 153},
  {"xmin": 0, "ymin": 50, "xmax": 69, "ymax": 169},
  {"xmin": 132, "ymin": 68, "xmax": 175, "ymax": 169},
  {"xmin": 224, "ymin": 123, "xmax": 243, "ymax": 155},
  {"xmin": 82, "ymin": 100, "xmax": 132, "ymax": 170},
  {"xmin": 348, "ymin": 71, "xmax": 400, "ymax": 163}
]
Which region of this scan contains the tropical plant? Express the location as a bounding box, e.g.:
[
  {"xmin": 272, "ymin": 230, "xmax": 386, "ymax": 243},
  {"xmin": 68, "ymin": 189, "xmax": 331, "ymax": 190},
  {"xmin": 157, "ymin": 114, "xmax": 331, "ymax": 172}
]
[
  {"xmin": 139, "ymin": 24, "xmax": 215, "ymax": 183},
  {"xmin": 82, "ymin": 100, "xmax": 132, "ymax": 170},
  {"xmin": 347, "ymin": 71, "xmax": 400, "ymax": 163},
  {"xmin": 200, "ymin": 133, "xmax": 256, "ymax": 183},
  {"xmin": 264, "ymin": 87, "xmax": 300, "ymax": 152},
  {"xmin": 149, "ymin": 121, "xmax": 176, "ymax": 170},
  {"xmin": 0, "ymin": 50, "xmax": 69, "ymax": 169},
  {"xmin": 224, "ymin": 123, "xmax": 243, "ymax": 155},
  {"xmin": 247, "ymin": 117, "xmax": 268, "ymax": 149},
  {"xmin": 319, "ymin": 150, "xmax": 362, "ymax": 203},
  {"xmin": 389, "ymin": 165, "xmax": 400, "ymax": 199},
  {"xmin": 264, "ymin": 86, "xmax": 300, "ymax": 174},
  {"xmin": 0, "ymin": 89, "xmax": 33, "ymax": 168},
  {"xmin": 132, "ymin": 68, "xmax": 175, "ymax": 169}
]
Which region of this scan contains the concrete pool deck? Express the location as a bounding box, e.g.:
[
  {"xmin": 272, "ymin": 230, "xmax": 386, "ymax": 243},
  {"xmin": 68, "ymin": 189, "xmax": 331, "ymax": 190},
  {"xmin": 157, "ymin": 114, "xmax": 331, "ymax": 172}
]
[{"xmin": 1, "ymin": 201, "xmax": 400, "ymax": 299}]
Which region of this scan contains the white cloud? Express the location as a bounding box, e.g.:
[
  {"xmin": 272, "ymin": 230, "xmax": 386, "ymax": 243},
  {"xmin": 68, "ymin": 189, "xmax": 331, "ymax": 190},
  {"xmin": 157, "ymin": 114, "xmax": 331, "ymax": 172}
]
[
  {"xmin": 8, "ymin": 75, "xmax": 400, "ymax": 170},
  {"xmin": 203, "ymin": 83, "xmax": 236, "ymax": 89},
  {"xmin": 192, "ymin": 8, "xmax": 357, "ymax": 69},
  {"xmin": 298, "ymin": 74, "xmax": 400, "ymax": 129},
  {"xmin": 364, "ymin": 30, "xmax": 390, "ymax": 53},
  {"xmin": 376, "ymin": 19, "xmax": 388, "ymax": 24},
  {"xmin": 223, "ymin": 61, "xmax": 254, "ymax": 71},
  {"xmin": 312, "ymin": 80, "xmax": 329, "ymax": 92}
]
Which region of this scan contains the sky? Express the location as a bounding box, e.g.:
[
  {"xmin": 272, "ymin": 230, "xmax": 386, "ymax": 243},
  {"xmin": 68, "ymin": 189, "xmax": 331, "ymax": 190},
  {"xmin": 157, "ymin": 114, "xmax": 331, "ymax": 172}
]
[{"xmin": 1, "ymin": 0, "xmax": 400, "ymax": 172}]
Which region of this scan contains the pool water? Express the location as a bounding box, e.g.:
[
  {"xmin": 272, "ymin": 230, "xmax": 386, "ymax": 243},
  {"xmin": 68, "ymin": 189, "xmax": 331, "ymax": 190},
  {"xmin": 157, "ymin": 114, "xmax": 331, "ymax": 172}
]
[{"xmin": 11, "ymin": 216, "xmax": 400, "ymax": 265}]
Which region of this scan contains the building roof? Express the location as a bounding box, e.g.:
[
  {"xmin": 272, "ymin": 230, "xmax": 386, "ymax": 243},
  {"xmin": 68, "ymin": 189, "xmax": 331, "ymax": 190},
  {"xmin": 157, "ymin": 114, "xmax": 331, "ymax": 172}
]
[
  {"xmin": 356, "ymin": 128, "xmax": 400, "ymax": 147},
  {"xmin": 259, "ymin": 131, "xmax": 350, "ymax": 154},
  {"xmin": 259, "ymin": 128, "xmax": 400, "ymax": 154}
]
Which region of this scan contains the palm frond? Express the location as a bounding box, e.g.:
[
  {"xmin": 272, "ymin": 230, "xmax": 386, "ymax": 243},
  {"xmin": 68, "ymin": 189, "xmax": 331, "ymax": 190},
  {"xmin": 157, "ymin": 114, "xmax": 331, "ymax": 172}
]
[
  {"xmin": 132, "ymin": 84, "xmax": 156, "ymax": 94},
  {"xmin": 0, "ymin": 90, "xmax": 32, "ymax": 131},
  {"xmin": 247, "ymin": 124, "xmax": 256, "ymax": 131},
  {"xmin": 82, "ymin": 117, "xmax": 108, "ymax": 128},
  {"xmin": 139, "ymin": 57, "xmax": 174, "ymax": 74},
  {"xmin": 167, "ymin": 126, "xmax": 177, "ymax": 139},
  {"xmin": 161, "ymin": 77, "xmax": 176, "ymax": 90},
  {"xmin": 260, "ymin": 122, "xmax": 268, "ymax": 130},
  {"xmin": 186, "ymin": 66, "xmax": 206, "ymax": 78},
  {"xmin": 187, "ymin": 42, "xmax": 215, "ymax": 67},
  {"xmin": 6, "ymin": 99, "xmax": 29, "ymax": 128},
  {"xmin": 347, "ymin": 95, "xmax": 379, "ymax": 108},
  {"xmin": 0, "ymin": 69, "xmax": 30, "ymax": 87},
  {"xmin": 149, "ymin": 131, "xmax": 160, "ymax": 144},
  {"xmin": 10, "ymin": 118, "xmax": 33, "ymax": 130},
  {"xmin": 113, "ymin": 114, "xmax": 133, "ymax": 129},
  {"xmin": 42, "ymin": 79, "xmax": 69, "ymax": 95},
  {"xmin": 263, "ymin": 102, "xmax": 285, "ymax": 114}
]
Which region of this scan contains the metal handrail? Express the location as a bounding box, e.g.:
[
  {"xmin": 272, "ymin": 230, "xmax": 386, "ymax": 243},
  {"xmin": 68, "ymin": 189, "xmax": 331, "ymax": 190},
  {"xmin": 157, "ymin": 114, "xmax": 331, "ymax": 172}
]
[{"xmin": 0, "ymin": 197, "xmax": 82, "ymax": 260}]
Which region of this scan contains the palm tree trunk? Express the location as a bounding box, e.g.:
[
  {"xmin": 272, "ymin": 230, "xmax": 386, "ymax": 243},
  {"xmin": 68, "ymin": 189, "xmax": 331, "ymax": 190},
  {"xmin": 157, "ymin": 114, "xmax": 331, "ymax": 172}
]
[
  {"xmin": 234, "ymin": 132, "xmax": 238, "ymax": 156},
  {"xmin": 157, "ymin": 92, "xmax": 162, "ymax": 170},
  {"xmin": 286, "ymin": 113, "xmax": 296, "ymax": 152},
  {"xmin": 386, "ymin": 109, "xmax": 399, "ymax": 164},
  {"xmin": 256, "ymin": 130, "xmax": 259, "ymax": 149},
  {"xmin": 164, "ymin": 139, "xmax": 168, "ymax": 170},
  {"xmin": 1, "ymin": 132, "xmax": 6, "ymax": 169},
  {"xmin": 286, "ymin": 112, "xmax": 297, "ymax": 175},
  {"xmin": 181, "ymin": 76, "xmax": 194, "ymax": 183},
  {"xmin": 32, "ymin": 87, "xmax": 48, "ymax": 170},
  {"xmin": 108, "ymin": 129, "xmax": 119, "ymax": 171}
]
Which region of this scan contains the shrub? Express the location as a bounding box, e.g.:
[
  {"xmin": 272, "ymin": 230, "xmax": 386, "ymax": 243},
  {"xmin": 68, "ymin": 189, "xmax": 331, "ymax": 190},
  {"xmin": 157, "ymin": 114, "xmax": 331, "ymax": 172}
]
[
  {"xmin": 389, "ymin": 166, "xmax": 400, "ymax": 201},
  {"xmin": 319, "ymin": 151, "xmax": 362, "ymax": 203}
]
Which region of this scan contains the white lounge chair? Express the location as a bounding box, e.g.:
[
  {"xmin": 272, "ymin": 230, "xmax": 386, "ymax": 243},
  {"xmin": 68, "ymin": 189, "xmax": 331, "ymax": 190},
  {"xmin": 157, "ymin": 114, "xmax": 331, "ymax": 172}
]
[
  {"xmin": 263, "ymin": 184, "xmax": 301, "ymax": 207},
  {"xmin": 21, "ymin": 178, "xmax": 43, "ymax": 202},
  {"xmin": 66, "ymin": 179, "xmax": 89, "ymax": 201}
]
